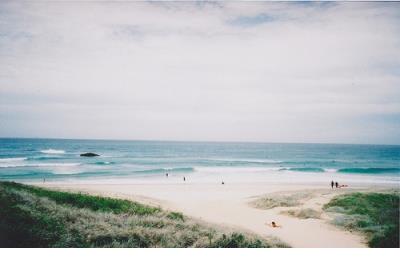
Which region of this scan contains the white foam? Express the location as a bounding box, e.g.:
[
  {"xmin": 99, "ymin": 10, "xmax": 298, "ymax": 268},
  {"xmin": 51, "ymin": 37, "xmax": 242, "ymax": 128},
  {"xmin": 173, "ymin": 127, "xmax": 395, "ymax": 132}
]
[
  {"xmin": 0, "ymin": 157, "xmax": 27, "ymax": 162},
  {"xmin": 195, "ymin": 166, "xmax": 283, "ymax": 174},
  {"xmin": 0, "ymin": 162, "xmax": 80, "ymax": 168},
  {"xmin": 52, "ymin": 167, "xmax": 83, "ymax": 175},
  {"xmin": 325, "ymin": 168, "xmax": 338, "ymax": 173},
  {"xmin": 209, "ymin": 158, "xmax": 282, "ymax": 163},
  {"xmin": 40, "ymin": 149, "xmax": 65, "ymax": 154},
  {"xmin": 36, "ymin": 163, "xmax": 80, "ymax": 167}
]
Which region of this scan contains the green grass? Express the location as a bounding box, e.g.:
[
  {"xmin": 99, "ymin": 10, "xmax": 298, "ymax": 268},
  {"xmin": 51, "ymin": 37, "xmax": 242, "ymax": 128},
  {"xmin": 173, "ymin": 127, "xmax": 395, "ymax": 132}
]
[
  {"xmin": 210, "ymin": 233, "xmax": 266, "ymax": 248},
  {"xmin": 167, "ymin": 211, "xmax": 185, "ymax": 221},
  {"xmin": 0, "ymin": 184, "xmax": 67, "ymax": 247},
  {"xmin": 0, "ymin": 182, "xmax": 288, "ymax": 248},
  {"xmin": 2, "ymin": 181, "xmax": 160, "ymax": 216},
  {"xmin": 324, "ymin": 192, "xmax": 399, "ymax": 248}
]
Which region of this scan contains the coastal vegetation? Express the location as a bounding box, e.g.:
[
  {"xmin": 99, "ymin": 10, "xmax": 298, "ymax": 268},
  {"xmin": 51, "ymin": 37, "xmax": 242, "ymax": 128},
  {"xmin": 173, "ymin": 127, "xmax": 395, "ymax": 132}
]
[
  {"xmin": 324, "ymin": 191, "xmax": 399, "ymax": 248},
  {"xmin": 280, "ymin": 208, "xmax": 322, "ymax": 219},
  {"xmin": 250, "ymin": 191, "xmax": 315, "ymax": 210},
  {"xmin": 0, "ymin": 182, "xmax": 287, "ymax": 248}
]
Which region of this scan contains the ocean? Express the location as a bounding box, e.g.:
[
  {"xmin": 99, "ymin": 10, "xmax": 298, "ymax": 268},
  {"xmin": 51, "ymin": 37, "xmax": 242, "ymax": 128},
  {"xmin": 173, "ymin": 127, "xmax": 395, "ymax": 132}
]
[{"xmin": 0, "ymin": 138, "xmax": 399, "ymax": 182}]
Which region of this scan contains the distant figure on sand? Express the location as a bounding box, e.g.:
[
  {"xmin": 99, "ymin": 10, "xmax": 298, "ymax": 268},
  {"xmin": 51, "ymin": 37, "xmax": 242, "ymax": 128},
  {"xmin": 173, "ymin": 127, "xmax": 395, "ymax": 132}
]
[
  {"xmin": 183, "ymin": 176, "xmax": 186, "ymax": 181},
  {"xmin": 331, "ymin": 181, "xmax": 334, "ymax": 189},
  {"xmin": 271, "ymin": 221, "xmax": 281, "ymax": 228},
  {"xmin": 221, "ymin": 181, "xmax": 225, "ymax": 185},
  {"xmin": 166, "ymin": 173, "xmax": 169, "ymax": 178},
  {"xmin": 335, "ymin": 182, "xmax": 339, "ymax": 188},
  {"xmin": 266, "ymin": 221, "xmax": 282, "ymax": 228}
]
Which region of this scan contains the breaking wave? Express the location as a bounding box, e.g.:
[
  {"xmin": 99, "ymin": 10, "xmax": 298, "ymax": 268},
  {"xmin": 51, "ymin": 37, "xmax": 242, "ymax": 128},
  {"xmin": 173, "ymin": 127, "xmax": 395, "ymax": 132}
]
[
  {"xmin": 0, "ymin": 163, "xmax": 81, "ymax": 168},
  {"xmin": 134, "ymin": 167, "xmax": 195, "ymax": 175},
  {"xmin": 0, "ymin": 157, "xmax": 27, "ymax": 162},
  {"xmin": 279, "ymin": 167, "xmax": 325, "ymax": 173},
  {"xmin": 40, "ymin": 149, "xmax": 65, "ymax": 154}
]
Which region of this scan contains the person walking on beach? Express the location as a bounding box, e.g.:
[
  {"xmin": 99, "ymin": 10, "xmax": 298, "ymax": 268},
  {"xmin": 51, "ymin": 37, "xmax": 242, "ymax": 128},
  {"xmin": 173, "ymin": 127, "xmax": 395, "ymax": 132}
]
[
  {"xmin": 331, "ymin": 180, "xmax": 334, "ymax": 189},
  {"xmin": 166, "ymin": 173, "xmax": 169, "ymax": 178},
  {"xmin": 335, "ymin": 181, "xmax": 339, "ymax": 188},
  {"xmin": 183, "ymin": 176, "xmax": 186, "ymax": 181}
]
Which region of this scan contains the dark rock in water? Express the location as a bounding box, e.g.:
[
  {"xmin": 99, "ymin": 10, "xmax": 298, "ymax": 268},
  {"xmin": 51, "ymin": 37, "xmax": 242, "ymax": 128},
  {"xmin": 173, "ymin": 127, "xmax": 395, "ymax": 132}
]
[{"xmin": 80, "ymin": 152, "xmax": 100, "ymax": 157}]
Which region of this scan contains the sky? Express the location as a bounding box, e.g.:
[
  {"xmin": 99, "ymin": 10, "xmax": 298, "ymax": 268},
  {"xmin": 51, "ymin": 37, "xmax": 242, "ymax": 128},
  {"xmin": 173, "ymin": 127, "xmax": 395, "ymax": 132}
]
[{"xmin": 0, "ymin": 1, "xmax": 399, "ymax": 144}]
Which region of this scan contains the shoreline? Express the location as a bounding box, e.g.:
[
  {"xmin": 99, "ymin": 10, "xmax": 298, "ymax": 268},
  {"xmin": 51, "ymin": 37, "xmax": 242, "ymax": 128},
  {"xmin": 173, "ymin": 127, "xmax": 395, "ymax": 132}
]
[{"xmin": 30, "ymin": 178, "xmax": 398, "ymax": 247}]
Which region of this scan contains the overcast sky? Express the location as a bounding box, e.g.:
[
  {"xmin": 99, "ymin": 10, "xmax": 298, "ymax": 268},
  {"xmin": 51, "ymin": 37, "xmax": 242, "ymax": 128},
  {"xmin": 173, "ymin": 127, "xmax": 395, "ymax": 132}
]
[{"xmin": 0, "ymin": 1, "xmax": 399, "ymax": 144}]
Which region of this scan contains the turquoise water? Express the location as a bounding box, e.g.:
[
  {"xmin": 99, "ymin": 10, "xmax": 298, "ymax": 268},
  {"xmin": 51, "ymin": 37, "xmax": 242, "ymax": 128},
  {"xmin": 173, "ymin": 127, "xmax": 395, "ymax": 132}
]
[{"xmin": 0, "ymin": 138, "xmax": 399, "ymax": 181}]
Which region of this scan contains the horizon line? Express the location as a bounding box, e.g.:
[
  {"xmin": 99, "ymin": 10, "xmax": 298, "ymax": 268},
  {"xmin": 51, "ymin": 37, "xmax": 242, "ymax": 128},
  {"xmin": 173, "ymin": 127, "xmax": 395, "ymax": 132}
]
[{"xmin": 0, "ymin": 136, "xmax": 399, "ymax": 147}]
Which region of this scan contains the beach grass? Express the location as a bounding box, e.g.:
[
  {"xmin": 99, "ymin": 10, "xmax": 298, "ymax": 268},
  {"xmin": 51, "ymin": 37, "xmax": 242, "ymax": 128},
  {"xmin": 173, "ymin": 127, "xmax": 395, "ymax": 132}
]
[
  {"xmin": 2, "ymin": 181, "xmax": 160, "ymax": 216},
  {"xmin": 280, "ymin": 208, "xmax": 321, "ymax": 219},
  {"xmin": 324, "ymin": 192, "xmax": 399, "ymax": 248},
  {"xmin": 250, "ymin": 191, "xmax": 315, "ymax": 210},
  {"xmin": 0, "ymin": 182, "xmax": 288, "ymax": 248}
]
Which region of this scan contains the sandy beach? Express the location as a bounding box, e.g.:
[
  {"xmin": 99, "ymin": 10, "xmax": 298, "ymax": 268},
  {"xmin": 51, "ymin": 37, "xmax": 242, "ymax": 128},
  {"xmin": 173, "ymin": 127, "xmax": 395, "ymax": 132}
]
[{"xmin": 31, "ymin": 174, "xmax": 399, "ymax": 248}]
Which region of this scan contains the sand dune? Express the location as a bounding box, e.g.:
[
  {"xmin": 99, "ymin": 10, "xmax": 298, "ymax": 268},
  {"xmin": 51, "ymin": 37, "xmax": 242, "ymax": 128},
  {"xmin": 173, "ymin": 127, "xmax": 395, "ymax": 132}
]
[{"xmin": 33, "ymin": 179, "xmax": 397, "ymax": 248}]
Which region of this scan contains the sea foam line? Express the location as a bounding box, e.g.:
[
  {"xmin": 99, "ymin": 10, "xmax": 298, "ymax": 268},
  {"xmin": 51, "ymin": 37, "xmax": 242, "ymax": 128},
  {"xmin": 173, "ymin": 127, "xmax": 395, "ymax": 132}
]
[
  {"xmin": 40, "ymin": 149, "xmax": 66, "ymax": 154},
  {"xmin": 0, "ymin": 163, "xmax": 81, "ymax": 168},
  {"xmin": 0, "ymin": 157, "xmax": 27, "ymax": 162}
]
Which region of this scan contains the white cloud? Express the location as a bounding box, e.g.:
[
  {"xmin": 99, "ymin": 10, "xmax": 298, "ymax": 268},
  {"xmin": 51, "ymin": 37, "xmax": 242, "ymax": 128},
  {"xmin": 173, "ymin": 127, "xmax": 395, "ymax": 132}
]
[{"xmin": 0, "ymin": 1, "xmax": 399, "ymax": 144}]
